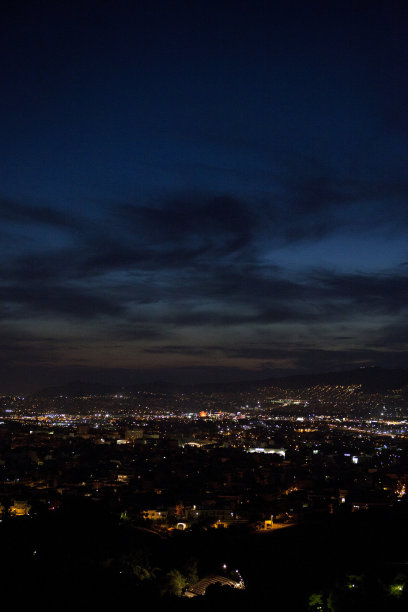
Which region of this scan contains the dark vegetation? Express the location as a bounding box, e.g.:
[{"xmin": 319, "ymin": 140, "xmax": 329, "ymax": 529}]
[{"xmin": 3, "ymin": 498, "xmax": 408, "ymax": 611}]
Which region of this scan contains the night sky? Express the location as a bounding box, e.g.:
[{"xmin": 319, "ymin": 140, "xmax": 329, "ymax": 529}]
[{"xmin": 1, "ymin": 0, "xmax": 407, "ymax": 392}]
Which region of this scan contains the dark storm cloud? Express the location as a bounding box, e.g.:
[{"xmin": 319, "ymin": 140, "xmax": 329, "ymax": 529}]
[
  {"xmin": 0, "ymin": 328, "xmax": 62, "ymax": 365},
  {"xmin": 1, "ymin": 185, "xmax": 407, "ymax": 326},
  {"xmin": 0, "ymin": 146, "xmax": 407, "ymax": 338},
  {"xmin": 144, "ymin": 345, "xmax": 211, "ymax": 357},
  {"xmin": 368, "ymin": 319, "xmax": 408, "ymax": 351},
  {"xmin": 313, "ymin": 270, "xmax": 408, "ymax": 316},
  {"xmin": 160, "ymin": 306, "xmax": 299, "ymax": 327},
  {"xmin": 0, "ymin": 197, "xmax": 77, "ymax": 228},
  {"xmin": 73, "ymin": 193, "xmax": 258, "ymax": 276},
  {"xmin": 4, "ymin": 162, "xmax": 408, "ymax": 276},
  {"xmin": 6, "ymin": 250, "xmax": 79, "ymax": 282},
  {"xmin": 254, "ymin": 347, "xmax": 407, "ymax": 375},
  {"xmin": 108, "ymin": 172, "xmax": 408, "ymax": 268},
  {"xmin": 117, "ymin": 194, "xmax": 255, "ymax": 247},
  {"xmin": 141, "ymin": 333, "xmax": 408, "ymax": 378},
  {"xmin": 139, "ymin": 175, "xmax": 406, "ymax": 245},
  {"xmin": 0, "ymin": 284, "xmax": 124, "ymax": 319},
  {"xmin": 108, "ymin": 323, "xmax": 170, "ymax": 342},
  {"xmin": 159, "ymin": 266, "xmax": 408, "ymax": 327}
]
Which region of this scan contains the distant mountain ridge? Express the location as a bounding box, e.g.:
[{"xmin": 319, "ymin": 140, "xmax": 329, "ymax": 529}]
[
  {"xmin": 259, "ymin": 366, "xmax": 408, "ymax": 393},
  {"xmin": 33, "ymin": 367, "xmax": 408, "ymax": 397}
]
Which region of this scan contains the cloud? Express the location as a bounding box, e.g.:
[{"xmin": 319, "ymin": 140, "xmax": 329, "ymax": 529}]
[
  {"xmin": 1, "ymin": 209, "xmax": 406, "ymax": 327},
  {"xmin": 367, "ymin": 318, "xmax": 408, "ymax": 351},
  {"xmin": 0, "ymin": 284, "xmax": 124, "ymax": 319},
  {"xmin": 0, "ymin": 197, "xmax": 77, "ymax": 229},
  {"xmin": 143, "ymin": 345, "xmax": 212, "ymax": 357},
  {"xmin": 0, "ymin": 327, "xmax": 62, "ymax": 366},
  {"xmin": 313, "ymin": 270, "xmax": 408, "ymax": 316},
  {"xmin": 0, "ymin": 172, "xmax": 407, "ymax": 389}
]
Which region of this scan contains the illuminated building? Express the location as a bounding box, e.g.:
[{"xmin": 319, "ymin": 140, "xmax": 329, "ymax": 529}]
[{"xmin": 9, "ymin": 500, "xmax": 31, "ymax": 516}]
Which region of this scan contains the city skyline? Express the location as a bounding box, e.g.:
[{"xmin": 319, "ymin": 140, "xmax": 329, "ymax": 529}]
[{"xmin": 1, "ymin": 1, "xmax": 407, "ymax": 392}]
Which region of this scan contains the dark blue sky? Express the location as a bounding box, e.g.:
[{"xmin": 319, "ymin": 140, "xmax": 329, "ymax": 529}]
[{"xmin": 1, "ymin": 0, "xmax": 407, "ymax": 392}]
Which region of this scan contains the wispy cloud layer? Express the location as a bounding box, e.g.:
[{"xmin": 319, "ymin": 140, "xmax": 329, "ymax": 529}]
[{"xmin": 0, "ymin": 160, "xmax": 407, "ymax": 391}]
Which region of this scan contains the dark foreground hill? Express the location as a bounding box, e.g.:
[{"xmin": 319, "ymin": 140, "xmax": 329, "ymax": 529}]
[{"xmin": 3, "ymin": 500, "xmax": 408, "ymax": 611}]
